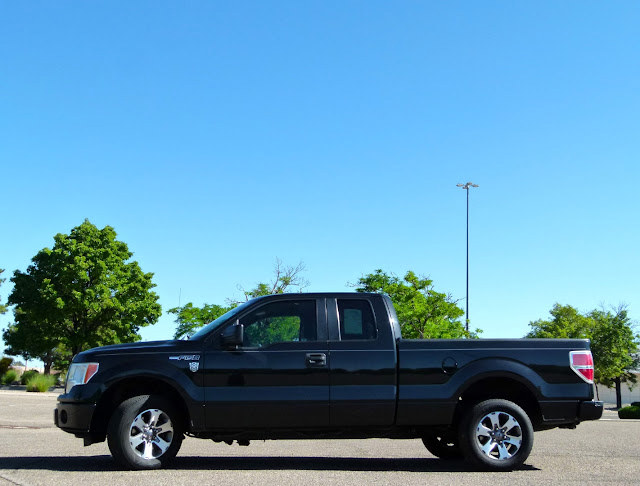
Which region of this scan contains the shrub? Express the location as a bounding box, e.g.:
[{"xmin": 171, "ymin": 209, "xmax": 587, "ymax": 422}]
[
  {"xmin": 618, "ymin": 405, "xmax": 640, "ymax": 419},
  {"xmin": 20, "ymin": 370, "xmax": 39, "ymax": 385},
  {"xmin": 53, "ymin": 373, "xmax": 64, "ymax": 386},
  {"xmin": 631, "ymin": 402, "xmax": 640, "ymax": 408},
  {"xmin": 0, "ymin": 357, "xmax": 13, "ymax": 376},
  {"xmin": 1, "ymin": 369, "xmax": 19, "ymax": 385},
  {"xmin": 26, "ymin": 374, "xmax": 56, "ymax": 392}
]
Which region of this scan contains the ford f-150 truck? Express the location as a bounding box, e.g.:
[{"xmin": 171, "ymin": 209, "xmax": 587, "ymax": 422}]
[{"xmin": 55, "ymin": 293, "xmax": 602, "ymax": 471}]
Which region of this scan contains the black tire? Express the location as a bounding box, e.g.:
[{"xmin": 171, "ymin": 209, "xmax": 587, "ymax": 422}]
[
  {"xmin": 107, "ymin": 394, "xmax": 183, "ymax": 470},
  {"xmin": 458, "ymin": 399, "xmax": 534, "ymax": 471},
  {"xmin": 421, "ymin": 431, "xmax": 462, "ymax": 459}
]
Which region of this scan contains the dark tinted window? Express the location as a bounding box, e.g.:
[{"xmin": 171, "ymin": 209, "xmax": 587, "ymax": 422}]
[
  {"xmin": 240, "ymin": 300, "xmax": 316, "ymax": 348},
  {"xmin": 337, "ymin": 299, "xmax": 377, "ymax": 340}
]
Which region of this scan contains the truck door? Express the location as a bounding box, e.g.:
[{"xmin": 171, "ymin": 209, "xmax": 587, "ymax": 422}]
[
  {"xmin": 327, "ymin": 297, "xmax": 397, "ymax": 426},
  {"xmin": 203, "ymin": 297, "xmax": 329, "ymax": 429}
]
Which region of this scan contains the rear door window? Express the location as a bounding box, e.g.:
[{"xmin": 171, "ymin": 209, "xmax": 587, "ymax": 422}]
[{"xmin": 337, "ymin": 299, "xmax": 377, "ymax": 340}]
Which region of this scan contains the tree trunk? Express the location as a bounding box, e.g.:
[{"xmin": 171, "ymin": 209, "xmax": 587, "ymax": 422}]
[{"xmin": 615, "ymin": 377, "xmax": 622, "ymax": 409}]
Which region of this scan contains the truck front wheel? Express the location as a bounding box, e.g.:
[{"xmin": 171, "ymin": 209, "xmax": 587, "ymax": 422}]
[
  {"xmin": 107, "ymin": 394, "xmax": 183, "ymax": 470},
  {"xmin": 458, "ymin": 399, "xmax": 533, "ymax": 471}
]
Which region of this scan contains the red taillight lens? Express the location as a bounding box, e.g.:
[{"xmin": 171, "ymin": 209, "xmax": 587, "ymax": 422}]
[
  {"xmin": 570, "ymin": 350, "xmax": 594, "ymax": 384},
  {"xmin": 571, "ymin": 353, "xmax": 593, "ymax": 367},
  {"xmin": 579, "ymin": 367, "xmax": 594, "ymax": 382}
]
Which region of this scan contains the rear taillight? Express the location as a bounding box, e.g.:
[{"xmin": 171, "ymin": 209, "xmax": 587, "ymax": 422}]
[{"xmin": 570, "ymin": 350, "xmax": 594, "ymax": 383}]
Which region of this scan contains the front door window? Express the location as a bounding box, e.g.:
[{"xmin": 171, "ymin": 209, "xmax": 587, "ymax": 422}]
[{"xmin": 241, "ymin": 300, "xmax": 317, "ymax": 348}]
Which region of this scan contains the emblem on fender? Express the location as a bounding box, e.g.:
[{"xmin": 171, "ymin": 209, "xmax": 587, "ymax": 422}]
[
  {"xmin": 189, "ymin": 362, "xmax": 200, "ymax": 372},
  {"xmin": 169, "ymin": 354, "xmax": 200, "ymax": 361}
]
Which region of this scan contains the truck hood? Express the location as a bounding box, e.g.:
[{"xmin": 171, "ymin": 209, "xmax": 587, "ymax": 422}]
[{"xmin": 75, "ymin": 340, "xmax": 199, "ymax": 360}]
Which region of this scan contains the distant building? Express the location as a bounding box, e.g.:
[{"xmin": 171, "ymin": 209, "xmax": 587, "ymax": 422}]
[{"xmin": 596, "ymin": 365, "xmax": 640, "ymax": 406}]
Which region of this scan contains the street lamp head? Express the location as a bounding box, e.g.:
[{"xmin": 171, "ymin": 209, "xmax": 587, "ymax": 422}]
[{"xmin": 457, "ymin": 182, "xmax": 479, "ymax": 190}]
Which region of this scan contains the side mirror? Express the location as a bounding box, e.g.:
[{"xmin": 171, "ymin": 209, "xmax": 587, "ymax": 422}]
[{"xmin": 221, "ymin": 322, "xmax": 244, "ymax": 349}]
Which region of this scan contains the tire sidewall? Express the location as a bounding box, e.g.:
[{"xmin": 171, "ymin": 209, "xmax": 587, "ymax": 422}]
[
  {"xmin": 107, "ymin": 394, "xmax": 183, "ymax": 470},
  {"xmin": 459, "ymin": 399, "xmax": 534, "ymax": 471},
  {"xmin": 422, "ymin": 432, "xmax": 462, "ymax": 459}
]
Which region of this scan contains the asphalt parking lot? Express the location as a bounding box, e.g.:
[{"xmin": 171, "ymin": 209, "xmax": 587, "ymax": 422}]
[{"xmin": 0, "ymin": 389, "xmax": 638, "ymax": 486}]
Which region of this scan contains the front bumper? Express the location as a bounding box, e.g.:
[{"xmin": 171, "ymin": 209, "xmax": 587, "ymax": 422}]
[{"xmin": 55, "ymin": 400, "xmax": 96, "ymax": 435}]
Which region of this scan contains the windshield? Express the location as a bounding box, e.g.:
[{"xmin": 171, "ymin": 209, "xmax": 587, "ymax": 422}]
[{"xmin": 189, "ymin": 300, "xmax": 254, "ymax": 340}]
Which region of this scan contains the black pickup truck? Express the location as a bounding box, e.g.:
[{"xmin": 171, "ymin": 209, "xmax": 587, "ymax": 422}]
[{"xmin": 55, "ymin": 292, "xmax": 602, "ymax": 471}]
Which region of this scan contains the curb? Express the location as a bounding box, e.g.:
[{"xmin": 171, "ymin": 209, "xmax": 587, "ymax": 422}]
[{"xmin": 0, "ymin": 386, "xmax": 64, "ymax": 396}]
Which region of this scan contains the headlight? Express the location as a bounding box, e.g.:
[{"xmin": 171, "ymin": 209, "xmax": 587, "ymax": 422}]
[{"xmin": 65, "ymin": 362, "xmax": 99, "ymax": 393}]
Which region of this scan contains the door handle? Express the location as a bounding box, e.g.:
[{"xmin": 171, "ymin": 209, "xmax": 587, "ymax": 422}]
[{"xmin": 305, "ymin": 353, "xmax": 327, "ymax": 367}]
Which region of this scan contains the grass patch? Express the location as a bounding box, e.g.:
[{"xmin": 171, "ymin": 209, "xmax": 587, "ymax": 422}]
[
  {"xmin": 1, "ymin": 369, "xmax": 18, "ymax": 385},
  {"xmin": 20, "ymin": 370, "xmax": 39, "ymax": 385},
  {"xmin": 26, "ymin": 374, "xmax": 56, "ymax": 392},
  {"xmin": 618, "ymin": 405, "xmax": 640, "ymax": 419}
]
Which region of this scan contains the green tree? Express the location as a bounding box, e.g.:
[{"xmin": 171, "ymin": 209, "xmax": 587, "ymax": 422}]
[
  {"xmin": 2, "ymin": 320, "xmax": 61, "ymax": 374},
  {"xmin": 589, "ymin": 306, "xmax": 639, "ymax": 408},
  {"xmin": 355, "ymin": 269, "xmax": 478, "ymax": 339},
  {"xmin": 526, "ymin": 303, "xmax": 639, "ymax": 408},
  {"xmin": 0, "ymin": 268, "xmax": 8, "ymax": 315},
  {"xmin": 235, "ymin": 259, "xmax": 308, "ymax": 303},
  {"xmin": 4, "ymin": 220, "xmax": 161, "ymax": 372},
  {"xmin": 170, "ymin": 259, "xmax": 307, "ymax": 339},
  {"xmin": 169, "ymin": 303, "xmax": 232, "ymax": 340},
  {"xmin": 0, "ymin": 356, "xmax": 13, "ymax": 376},
  {"xmin": 525, "ymin": 304, "xmax": 592, "ymax": 339}
]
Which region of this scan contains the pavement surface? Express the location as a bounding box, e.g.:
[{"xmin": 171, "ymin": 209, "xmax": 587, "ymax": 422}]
[{"xmin": 0, "ymin": 390, "xmax": 638, "ymax": 486}]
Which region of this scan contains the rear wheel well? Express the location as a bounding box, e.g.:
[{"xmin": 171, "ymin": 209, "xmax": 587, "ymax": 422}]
[
  {"xmin": 90, "ymin": 377, "xmax": 190, "ymax": 443},
  {"xmin": 454, "ymin": 377, "xmax": 542, "ymax": 430}
]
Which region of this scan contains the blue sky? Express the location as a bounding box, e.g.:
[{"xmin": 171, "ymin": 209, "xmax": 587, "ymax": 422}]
[{"xmin": 1, "ymin": 1, "xmax": 639, "ymax": 353}]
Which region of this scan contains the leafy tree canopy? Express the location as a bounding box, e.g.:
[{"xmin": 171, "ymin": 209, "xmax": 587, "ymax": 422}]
[
  {"xmin": 589, "ymin": 307, "xmax": 639, "ymax": 388},
  {"xmin": 0, "ymin": 268, "xmax": 7, "ymax": 315},
  {"xmin": 4, "ymin": 220, "xmax": 161, "ymax": 371},
  {"xmin": 235, "ymin": 259, "xmax": 308, "ymax": 303},
  {"xmin": 525, "ymin": 304, "xmax": 592, "ymax": 340},
  {"xmin": 170, "ymin": 259, "xmax": 307, "ymax": 339},
  {"xmin": 526, "ymin": 303, "xmax": 639, "ymax": 407},
  {"xmin": 0, "ymin": 356, "xmax": 13, "ymax": 376},
  {"xmin": 355, "ymin": 269, "xmax": 479, "ymax": 339},
  {"xmin": 169, "ymin": 303, "xmax": 231, "ymax": 341}
]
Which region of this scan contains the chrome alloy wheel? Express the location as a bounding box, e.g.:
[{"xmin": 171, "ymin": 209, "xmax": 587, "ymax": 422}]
[
  {"xmin": 129, "ymin": 408, "xmax": 174, "ymax": 460},
  {"xmin": 474, "ymin": 411, "xmax": 523, "ymax": 461}
]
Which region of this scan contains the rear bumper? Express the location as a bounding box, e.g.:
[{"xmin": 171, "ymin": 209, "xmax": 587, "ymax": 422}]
[
  {"xmin": 578, "ymin": 400, "xmax": 603, "ymax": 421},
  {"xmin": 539, "ymin": 399, "xmax": 603, "ymax": 427}
]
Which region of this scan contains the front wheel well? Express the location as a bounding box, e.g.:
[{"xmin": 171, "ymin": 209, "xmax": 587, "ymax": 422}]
[
  {"xmin": 454, "ymin": 377, "xmax": 542, "ymax": 430},
  {"xmin": 89, "ymin": 377, "xmax": 191, "ymax": 443}
]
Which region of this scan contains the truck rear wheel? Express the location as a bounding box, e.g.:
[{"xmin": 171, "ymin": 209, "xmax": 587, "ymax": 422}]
[
  {"xmin": 107, "ymin": 394, "xmax": 183, "ymax": 470},
  {"xmin": 458, "ymin": 399, "xmax": 533, "ymax": 471}
]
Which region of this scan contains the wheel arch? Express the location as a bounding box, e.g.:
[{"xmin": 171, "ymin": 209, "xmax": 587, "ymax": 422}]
[
  {"xmin": 453, "ymin": 374, "xmax": 543, "ymax": 430},
  {"xmin": 89, "ymin": 375, "xmax": 192, "ymax": 443}
]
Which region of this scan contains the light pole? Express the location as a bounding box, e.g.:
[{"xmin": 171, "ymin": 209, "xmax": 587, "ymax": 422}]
[{"xmin": 456, "ymin": 182, "xmax": 478, "ymax": 333}]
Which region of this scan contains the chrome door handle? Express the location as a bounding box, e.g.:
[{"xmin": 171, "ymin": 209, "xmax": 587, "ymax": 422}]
[{"xmin": 305, "ymin": 353, "xmax": 327, "ymax": 367}]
